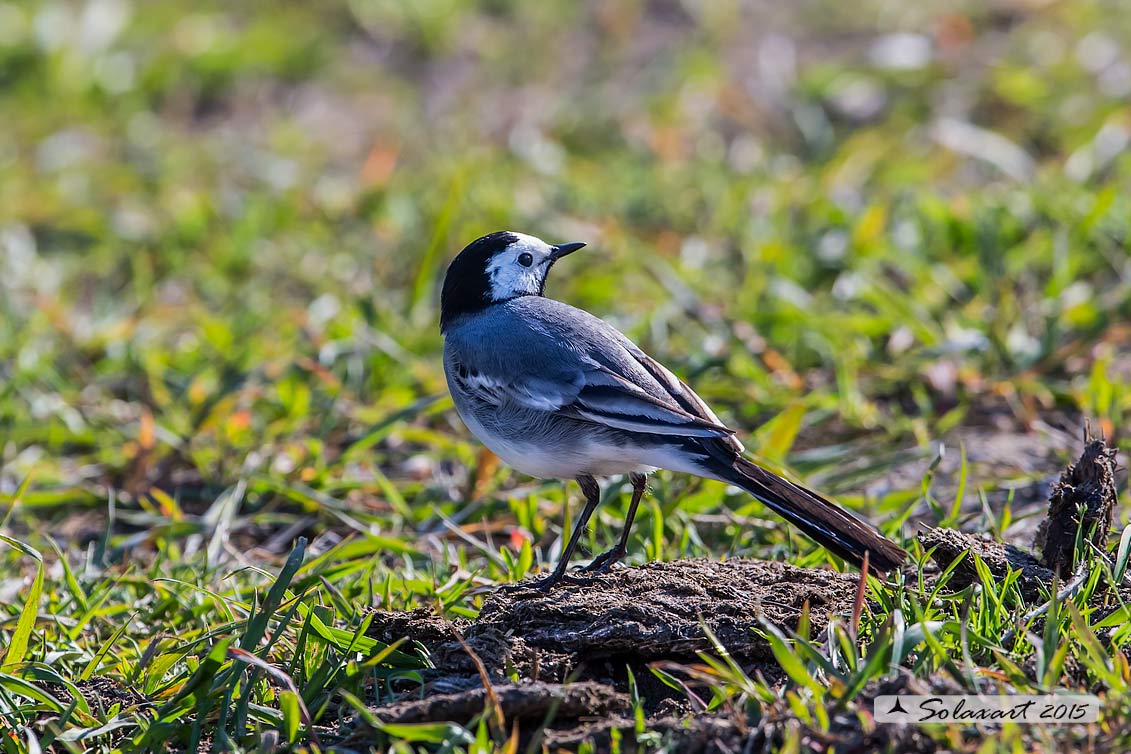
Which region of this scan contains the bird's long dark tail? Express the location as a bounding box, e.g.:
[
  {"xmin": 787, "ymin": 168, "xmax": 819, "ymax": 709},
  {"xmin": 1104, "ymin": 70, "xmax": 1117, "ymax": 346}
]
[{"xmin": 719, "ymin": 455, "xmax": 906, "ymax": 574}]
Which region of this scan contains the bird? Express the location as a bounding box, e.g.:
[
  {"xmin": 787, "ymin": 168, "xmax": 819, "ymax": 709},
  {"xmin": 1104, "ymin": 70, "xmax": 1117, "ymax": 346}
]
[{"xmin": 440, "ymin": 230, "xmax": 906, "ymax": 590}]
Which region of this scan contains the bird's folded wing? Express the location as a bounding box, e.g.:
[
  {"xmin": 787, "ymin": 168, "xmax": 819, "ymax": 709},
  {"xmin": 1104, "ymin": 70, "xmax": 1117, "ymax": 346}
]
[
  {"xmin": 627, "ymin": 347, "xmax": 745, "ymax": 453},
  {"xmin": 451, "ymin": 359, "xmax": 735, "ymax": 438},
  {"xmin": 561, "ymin": 366, "xmax": 736, "ymax": 437}
]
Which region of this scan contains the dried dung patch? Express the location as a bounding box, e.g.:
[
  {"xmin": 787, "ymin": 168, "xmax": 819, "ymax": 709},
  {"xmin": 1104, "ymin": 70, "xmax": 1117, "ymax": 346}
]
[
  {"xmin": 369, "ymin": 558, "xmax": 859, "ymax": 686},
  {"xmin": 474, "ymin": 558, "xmax": 856, "ymax": 660},
  {"xmin": 920, "ymin": 434, "xmax": 1121, "ymax": 600},
  {"xmin": 918, "ymin": 527, "xmax": 1056, "ymax": 600},
  {"xmin": 371, "ymin": 681, "xmax": 629, "ymax": 726},
  {"xmin": 1036, "ymin": 438, "xmax": 1119, "ymax": 576},
  {"xmin": 364, "ymin": 558, "xmax": 861, "ymax": 750}
]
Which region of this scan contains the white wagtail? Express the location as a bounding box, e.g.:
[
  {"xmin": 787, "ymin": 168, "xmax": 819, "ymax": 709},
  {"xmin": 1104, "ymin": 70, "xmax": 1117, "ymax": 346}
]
[{"xmin": 441, "ymin": 231, "xmax": 906, "ymax": 589}]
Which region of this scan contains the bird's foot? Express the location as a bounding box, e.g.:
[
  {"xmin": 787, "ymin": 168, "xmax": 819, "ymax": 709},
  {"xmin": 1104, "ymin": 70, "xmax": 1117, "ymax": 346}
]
[
  {"xmin": 579, "ymin": 545, "xmax": 627, "ymax": 574},
  {"xmin": 496, "ymin": 571, "xmax": 597, "ymax": 594}
]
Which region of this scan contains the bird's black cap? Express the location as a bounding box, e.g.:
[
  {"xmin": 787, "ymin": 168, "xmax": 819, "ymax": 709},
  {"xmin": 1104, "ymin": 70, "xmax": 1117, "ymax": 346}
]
[{"xmin": 440, "ymin": 231, "xmax": 519, "ymax": 332}]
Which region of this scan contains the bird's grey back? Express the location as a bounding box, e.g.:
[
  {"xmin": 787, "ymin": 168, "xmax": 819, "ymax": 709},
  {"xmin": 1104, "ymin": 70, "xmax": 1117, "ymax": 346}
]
[{"xmin": 443, "ymin": 297, "xmax": 671, "ymax": 399}]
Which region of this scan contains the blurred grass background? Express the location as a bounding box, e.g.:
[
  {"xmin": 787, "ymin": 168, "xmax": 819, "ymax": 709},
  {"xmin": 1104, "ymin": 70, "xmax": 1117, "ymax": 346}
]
[
  {"xmin": 1, "ymin": 0, "xmax": 1131, "ymax": 749},
  {"xmin": 2, "ymin": 0, "xmax": 1131, "ymax": 513},
  {"xmin": 2, "ymin": 0, "xmax": 1128, "ymax": 535}
]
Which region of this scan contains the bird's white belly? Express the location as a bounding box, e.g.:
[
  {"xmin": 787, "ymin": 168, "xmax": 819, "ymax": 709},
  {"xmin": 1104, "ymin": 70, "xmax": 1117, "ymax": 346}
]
[
  {"xmin": 452, "ymin": 402, "xmax": 722, "ymax": 481},
  {"xmin": 498, "ymin": 438, "xmax": 658, "ymax": 479},
  {"xmin": 458, "ymin": 408, "xmax": 648, "ymax": 478}
]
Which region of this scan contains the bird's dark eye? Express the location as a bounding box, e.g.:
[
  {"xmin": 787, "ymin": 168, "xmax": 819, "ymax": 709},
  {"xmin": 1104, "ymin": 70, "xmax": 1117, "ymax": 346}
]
[{"xmin": 517, "ymin": 252, "xmax": 533, "ymax": 267}]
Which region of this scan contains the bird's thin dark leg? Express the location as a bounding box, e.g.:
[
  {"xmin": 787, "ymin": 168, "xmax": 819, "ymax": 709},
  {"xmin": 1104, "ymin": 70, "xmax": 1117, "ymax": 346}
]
[
  {"xmin": 581, "ymin": 472, "xmax": 647, "ymax": 573},
  {"xmin": 525, "ymin": 474, "xmax": 602, "ymax": 591}
]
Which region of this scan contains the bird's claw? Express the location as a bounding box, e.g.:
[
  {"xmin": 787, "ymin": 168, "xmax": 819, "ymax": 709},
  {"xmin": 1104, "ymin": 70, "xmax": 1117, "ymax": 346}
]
[
  {"xmin": 579, "ymin": 546, "xmax": 626, "ymax": 574},
  {"xmin": 497, "ymin": 571, "xmax": 598, "ymax": 593}
]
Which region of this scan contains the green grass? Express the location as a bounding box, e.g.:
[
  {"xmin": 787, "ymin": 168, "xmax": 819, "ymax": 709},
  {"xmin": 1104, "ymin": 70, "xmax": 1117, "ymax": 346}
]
[{"xmin": 2, "ymin": 0, "xmax": 1131, "ymax": 751}]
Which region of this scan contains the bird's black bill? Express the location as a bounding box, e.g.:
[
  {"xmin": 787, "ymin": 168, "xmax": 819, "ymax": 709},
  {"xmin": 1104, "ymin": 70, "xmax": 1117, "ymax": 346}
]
[{"xmin": 550, "ymin": 242, "xmax": 586, "ymax": 260}]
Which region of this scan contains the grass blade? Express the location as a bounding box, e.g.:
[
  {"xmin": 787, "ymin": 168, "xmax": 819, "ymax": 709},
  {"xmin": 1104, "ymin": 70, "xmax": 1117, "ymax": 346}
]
[{"xmin": 0, "ymin": 535, "xmax": 44, "ymax": 670}]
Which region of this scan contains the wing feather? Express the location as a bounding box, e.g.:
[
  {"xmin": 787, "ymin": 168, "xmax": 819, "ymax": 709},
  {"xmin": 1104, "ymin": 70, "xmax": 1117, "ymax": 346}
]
[
  {"xmin": 450, "ymin": 359, "xmax": 735, "ymax": 438},
  {"xmin": 627, "ymin": 348, "xmax": 745, "ymax": 452}
]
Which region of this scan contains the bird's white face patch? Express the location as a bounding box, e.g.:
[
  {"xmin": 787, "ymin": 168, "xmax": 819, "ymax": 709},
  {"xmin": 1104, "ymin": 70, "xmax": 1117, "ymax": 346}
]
[{"xmin": 484, "ymin": 232, "xmax": 556, "ymax": 301}]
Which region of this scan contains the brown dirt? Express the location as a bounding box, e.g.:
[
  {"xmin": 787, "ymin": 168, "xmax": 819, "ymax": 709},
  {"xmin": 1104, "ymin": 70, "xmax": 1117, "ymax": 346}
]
[
  {"xmin": 543, "ymin": 670, "xmax": 977, "ymax": 754},
  {"xmin": 45, "ymin": 675, "xmax": 147, "ymax": 713}
]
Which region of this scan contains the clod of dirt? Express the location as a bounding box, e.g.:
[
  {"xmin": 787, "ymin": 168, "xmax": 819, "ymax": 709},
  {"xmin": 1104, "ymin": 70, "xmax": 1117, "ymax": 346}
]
[
  {"xmin": 368, "ymin": 606, "xmax": 466, "ymax": 651},
  {"xmin": 36, "ymin": 677, "xmax": 147, "ymax": 750},
  {"xmin": 918, "ymin": 528, "xmax": 1055, "ymax": 599},
  {"xmin": 371, "ymin": 681, "xmax": 628, "ymax": 726},
  {"xmin": 45, "ymin": 676, "xmax": 147, "ymax": 712},
  {"xmin": 1036, "ymin": 437, "xmax": 1118, "ymax": 576}
]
